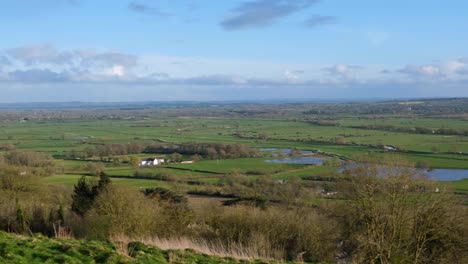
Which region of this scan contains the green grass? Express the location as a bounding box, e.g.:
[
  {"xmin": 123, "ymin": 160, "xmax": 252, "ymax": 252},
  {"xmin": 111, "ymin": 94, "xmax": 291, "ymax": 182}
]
[
  {"xmin": 0, "ymin": 231, "xmax": 290, "ymax": 263},
  {"xmin": 43, "ymin": 175, "xmax": 170, "ymax": 189},
  {"xmin": 168, "ymin": 158, "xmax": 303, "ymax": 174},
  {"xmin": 273, "ymin": 166, "xmax": 338, "ymax": 180},
  {"xmin": 2, "ymin": 116, "xmax": 468, "ymax": 169},
  {"xmin": 444, "ymin": 178, "xmax": 468, "ymax": 194}
]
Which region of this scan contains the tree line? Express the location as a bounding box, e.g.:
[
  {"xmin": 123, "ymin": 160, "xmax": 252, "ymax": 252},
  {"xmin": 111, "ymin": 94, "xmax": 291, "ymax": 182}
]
[{"xmin": 64, "ymin": 142, "xmax": 260, "ymax": 161}]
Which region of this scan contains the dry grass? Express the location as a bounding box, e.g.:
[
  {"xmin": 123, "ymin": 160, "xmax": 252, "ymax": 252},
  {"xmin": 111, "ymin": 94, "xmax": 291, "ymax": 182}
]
[
  {"xmin": 53, "ymin": 224, "xmax": 74, "ymax": 240},
  {"xmin": 111, "ymin": 234, "xmax": 284, "ymax": 261}
]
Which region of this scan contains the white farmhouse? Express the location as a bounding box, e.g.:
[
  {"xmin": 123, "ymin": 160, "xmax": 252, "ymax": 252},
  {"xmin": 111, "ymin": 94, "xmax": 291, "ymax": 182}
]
[{"xmin": 139, "ymin": 158, "xmax": 165, "ymax": 167}]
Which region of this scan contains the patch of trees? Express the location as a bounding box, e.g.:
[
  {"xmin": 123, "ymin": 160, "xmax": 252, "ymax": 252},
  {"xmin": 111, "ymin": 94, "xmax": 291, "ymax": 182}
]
[
  {"xmin": 308, "ymin": 120, "xmax": 340, "ymax": 126},
  {"xmin": 142, "ymin": 187, "xmax": 187, "ymax": 204},
  {"xmin": 144, "ymin": 143, "xmax": 260, "ymax": 160},
  {"xmin": 4, "ymin": 151, "xmax": 54, "ymax": 168},
  {"xmin": 64, "ymin": 143, "xmax": 144, "ymax": 160},
  {"xmin": 1, "ymin": 151, "xmax": 55, "ymax": 176},
  {"xmin": 349, "ymin": 124, "xmax": 468, "ymax": 136}
]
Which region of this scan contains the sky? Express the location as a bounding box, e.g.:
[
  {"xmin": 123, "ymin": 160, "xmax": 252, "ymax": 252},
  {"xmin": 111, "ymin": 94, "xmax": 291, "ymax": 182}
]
[{"xmin": 0, "ymin": 0, "xmax": 467, "ymax": 102}]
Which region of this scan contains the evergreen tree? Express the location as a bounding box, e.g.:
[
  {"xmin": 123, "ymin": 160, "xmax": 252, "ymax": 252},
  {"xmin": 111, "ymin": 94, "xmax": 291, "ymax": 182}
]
[
  {"xmin": 71, "ymin": 176, "xmax": 95, "ymax": 216},
  {"xmin": 71, "ymin": 175, "xmax": 111, "ymax": 217}
]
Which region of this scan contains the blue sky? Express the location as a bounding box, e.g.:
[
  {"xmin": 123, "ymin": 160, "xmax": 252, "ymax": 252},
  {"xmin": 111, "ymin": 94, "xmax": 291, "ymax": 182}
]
[{"xmin": 0, "ymin": 0, "xmax": 467, "ymax": 102}]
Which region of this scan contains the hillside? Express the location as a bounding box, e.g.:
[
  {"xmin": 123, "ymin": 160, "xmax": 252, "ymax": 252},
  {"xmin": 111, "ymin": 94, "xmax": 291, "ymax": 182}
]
[{"xmin": 0, "ymin": 231, "xmax": 295, "ymax": 264}]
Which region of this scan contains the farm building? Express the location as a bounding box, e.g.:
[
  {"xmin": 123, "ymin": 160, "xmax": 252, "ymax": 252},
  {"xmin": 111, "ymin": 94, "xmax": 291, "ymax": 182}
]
[
  {"xmin": 384, "ymin": 145, "xmax": 397, "ymax": 151},
  {"xmin": 139, "ymin": 158, "xmax": 165, "ymax": 167}
]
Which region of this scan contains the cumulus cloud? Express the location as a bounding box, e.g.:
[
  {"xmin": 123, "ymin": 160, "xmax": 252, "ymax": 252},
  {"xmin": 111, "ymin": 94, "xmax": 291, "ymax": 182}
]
[
  {"xmin": 396, "ymin": 58, "xmax": 468, "ymax": 80},
  {"xmin": 7, "ymin": 44, "xmax": 73, "ymax": 66},
  {"xmin": 76, "ymin": 49, "xmax": 138, "ymax": 68},
  {"xmin": 284, "ymin": 69, "xmax": 305, "ymax": 83},
  {"xmin": 5, "ymin": 44, "xmax": 137, "ymax": 69},
  {"xmin": 221, "ymin": 0, "xmax": 319, "ymax": 30},
  {"xmin": 1, "ymin": 44, "xmax": 468, "ymax": 101},
  {"xmin": 322, "ymin": 64, "xmax": 363, "ymax": 79},
  {"xmin": 304, "ymin": 15, "xmax": 336, "ymax": 28},
  {"xmin": 398, "ymin": 65, "xmax": 440, "ymax": 77},
  {"xmin": 1, "ymin": 44, "xmax": 140, "ymax": 83}
]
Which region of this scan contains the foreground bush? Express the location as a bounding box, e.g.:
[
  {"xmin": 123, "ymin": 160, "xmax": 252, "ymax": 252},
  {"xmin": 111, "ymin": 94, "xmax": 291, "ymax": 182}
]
[
  {"xmin": 337, "ymin": 159, "xmax": 468, "ymax": 263},
  {"xmin": 195, "ymin": 205, "xmax": 339, "ymax": 262}
]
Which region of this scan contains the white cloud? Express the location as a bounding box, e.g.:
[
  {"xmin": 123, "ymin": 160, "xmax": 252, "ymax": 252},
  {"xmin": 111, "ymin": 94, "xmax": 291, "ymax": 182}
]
[
  {"xmin": 105, "ymin": 65, "xmax": 125, "ymax": 77},
  {"xmin": 1, "ymin": 44, "xmax": 468, "ymax": 101},
  {"xmin": 397, "ymin": 58, "xmax": 467, "ymax": 80},
  {"xmin": 322, "ymin": 64, "xmax": 363, "ymax": 79},
  {"xmin": 7, "ymin": 44, "xmax": 73, "ymax": 66},
  {"xmin": 284, "ymin": 70, "xmax": 299, "ymax": 82}
]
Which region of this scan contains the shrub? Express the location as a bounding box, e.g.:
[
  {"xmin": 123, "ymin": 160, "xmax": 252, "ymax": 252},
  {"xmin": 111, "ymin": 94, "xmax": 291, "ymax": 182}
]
[{"xmin": 195, "ymin": 205, "xmax": 339, "ymax": 262}]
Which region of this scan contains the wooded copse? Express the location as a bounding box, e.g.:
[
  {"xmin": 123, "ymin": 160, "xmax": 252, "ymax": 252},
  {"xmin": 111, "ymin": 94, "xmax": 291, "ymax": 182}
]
[{"xmin": 63, "ymin": 142, "xmax": 260, "ymax": 161}]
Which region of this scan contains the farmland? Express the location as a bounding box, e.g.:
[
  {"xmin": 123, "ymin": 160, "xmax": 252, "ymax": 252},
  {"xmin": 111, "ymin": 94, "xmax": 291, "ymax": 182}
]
[
  {"xmin": 0, "ymin": 99, "xmax": 467, "ymax": 191},
  {"xmin": 1, "ymin": 98, "xmax": 468, "ymax": 263}
]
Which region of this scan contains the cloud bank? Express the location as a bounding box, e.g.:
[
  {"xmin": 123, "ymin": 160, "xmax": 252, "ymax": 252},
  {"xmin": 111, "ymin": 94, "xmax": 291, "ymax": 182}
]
[{"xmin": 0, "ymin": 44, "xmax": 467, "ymax": 101}]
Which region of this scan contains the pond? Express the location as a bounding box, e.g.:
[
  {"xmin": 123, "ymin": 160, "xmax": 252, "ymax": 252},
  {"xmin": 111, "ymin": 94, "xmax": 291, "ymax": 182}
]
[
  {"xmin": 425, "ymin": 169, "xmax": 468, "ymax": 181},
  {"xmin": 265, "ymin": 156, "xmax": 325, "ymax": 165},
  {"xmin": 260, "ymin": 148, "xmax": 468, "ymax": 181},
  {"xmin": 340, "ymin": 164, "xmax": 468, "ymax": 182}
]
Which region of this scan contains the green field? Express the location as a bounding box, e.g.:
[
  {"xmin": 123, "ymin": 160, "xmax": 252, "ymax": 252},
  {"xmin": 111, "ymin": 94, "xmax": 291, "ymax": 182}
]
[
  {"xmin": 43, "ymin": 174, "xmax": 173, "ymax": 189},
  {"xmin": 1, "ymin": 117, "xmax": 467, "ymax": 169},
  {"xmin": 2, "ymin": 106, "xmax": 468, "ymax": 198},
  {"xmin": 2, "ymin": 117, "xmax": 468, "ymax": 157}
]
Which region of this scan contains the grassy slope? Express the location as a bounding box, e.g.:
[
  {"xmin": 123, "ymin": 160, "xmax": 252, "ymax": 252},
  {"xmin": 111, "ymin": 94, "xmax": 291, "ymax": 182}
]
[{"xmin": 0, "ymin": 231, "xmax": 293, "ymax": 264}]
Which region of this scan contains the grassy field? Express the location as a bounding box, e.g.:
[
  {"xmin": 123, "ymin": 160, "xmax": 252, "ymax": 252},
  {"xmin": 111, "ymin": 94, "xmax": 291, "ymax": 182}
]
[
  {"xmin": 43, "ymin": 174, "xmax": 171, "ymax": 189},
  {"xmin": 2, "ymin": 117, "xmax": 467, "ymax": 156},
  {"xmin": 1, "ymin": 115, "xmax": 464, "ymax": 201},
  {"xmin": 168, "ymin": 157, "xmax": 303, "ymax": 174},
  {"xmin": 445, "ymin": 178, "xmax": 468, "ymax": 193}
]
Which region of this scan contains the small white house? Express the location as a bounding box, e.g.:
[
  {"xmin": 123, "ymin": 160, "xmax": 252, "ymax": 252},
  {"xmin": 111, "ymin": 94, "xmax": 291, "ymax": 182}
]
[
  {"xmin": 180, "ymin": 160, "xmax": 194, "ymax": 164},
  {"xmin": 139, "ymin": 158, "xmax": 165, "ymax": 167},
  {"xmin": 384, "ymin": 145, "xmax": 397, "ymax": 151}
]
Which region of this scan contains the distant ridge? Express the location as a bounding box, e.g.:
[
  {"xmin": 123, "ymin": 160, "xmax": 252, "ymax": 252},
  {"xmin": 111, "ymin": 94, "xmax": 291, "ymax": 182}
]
[{"xmin": 1, "ymin": 97, "xmax": 466, "ymax": 110}]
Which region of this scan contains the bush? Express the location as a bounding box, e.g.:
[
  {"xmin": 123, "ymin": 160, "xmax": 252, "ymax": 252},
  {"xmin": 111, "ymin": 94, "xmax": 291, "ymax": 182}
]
[
  {"xmin": 337, "ymin": 160, "xmax": 468, "ymax": 263},
  {"xmin": 195, "ymin": 205, "xmax": 338, "ymax": 262}
]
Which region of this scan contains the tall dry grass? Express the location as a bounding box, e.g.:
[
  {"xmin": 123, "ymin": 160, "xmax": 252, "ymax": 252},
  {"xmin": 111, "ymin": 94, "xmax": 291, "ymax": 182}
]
[{"xmin": 111, "ymin": 234, "xmax": 284, "ymax": 261}]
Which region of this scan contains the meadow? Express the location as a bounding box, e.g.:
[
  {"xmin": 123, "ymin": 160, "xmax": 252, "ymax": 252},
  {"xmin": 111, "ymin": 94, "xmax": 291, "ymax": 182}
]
[
  {"xmin": 1, "ymin": 103, "xmax": 468, "ymax": 193},
  {"xmin": 1, "ymin": 99, "xmax": 468, "ymax": 263},
  {"xmin": 2, "ymin": 115, "xmax": 468, "ymax": 166}
]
